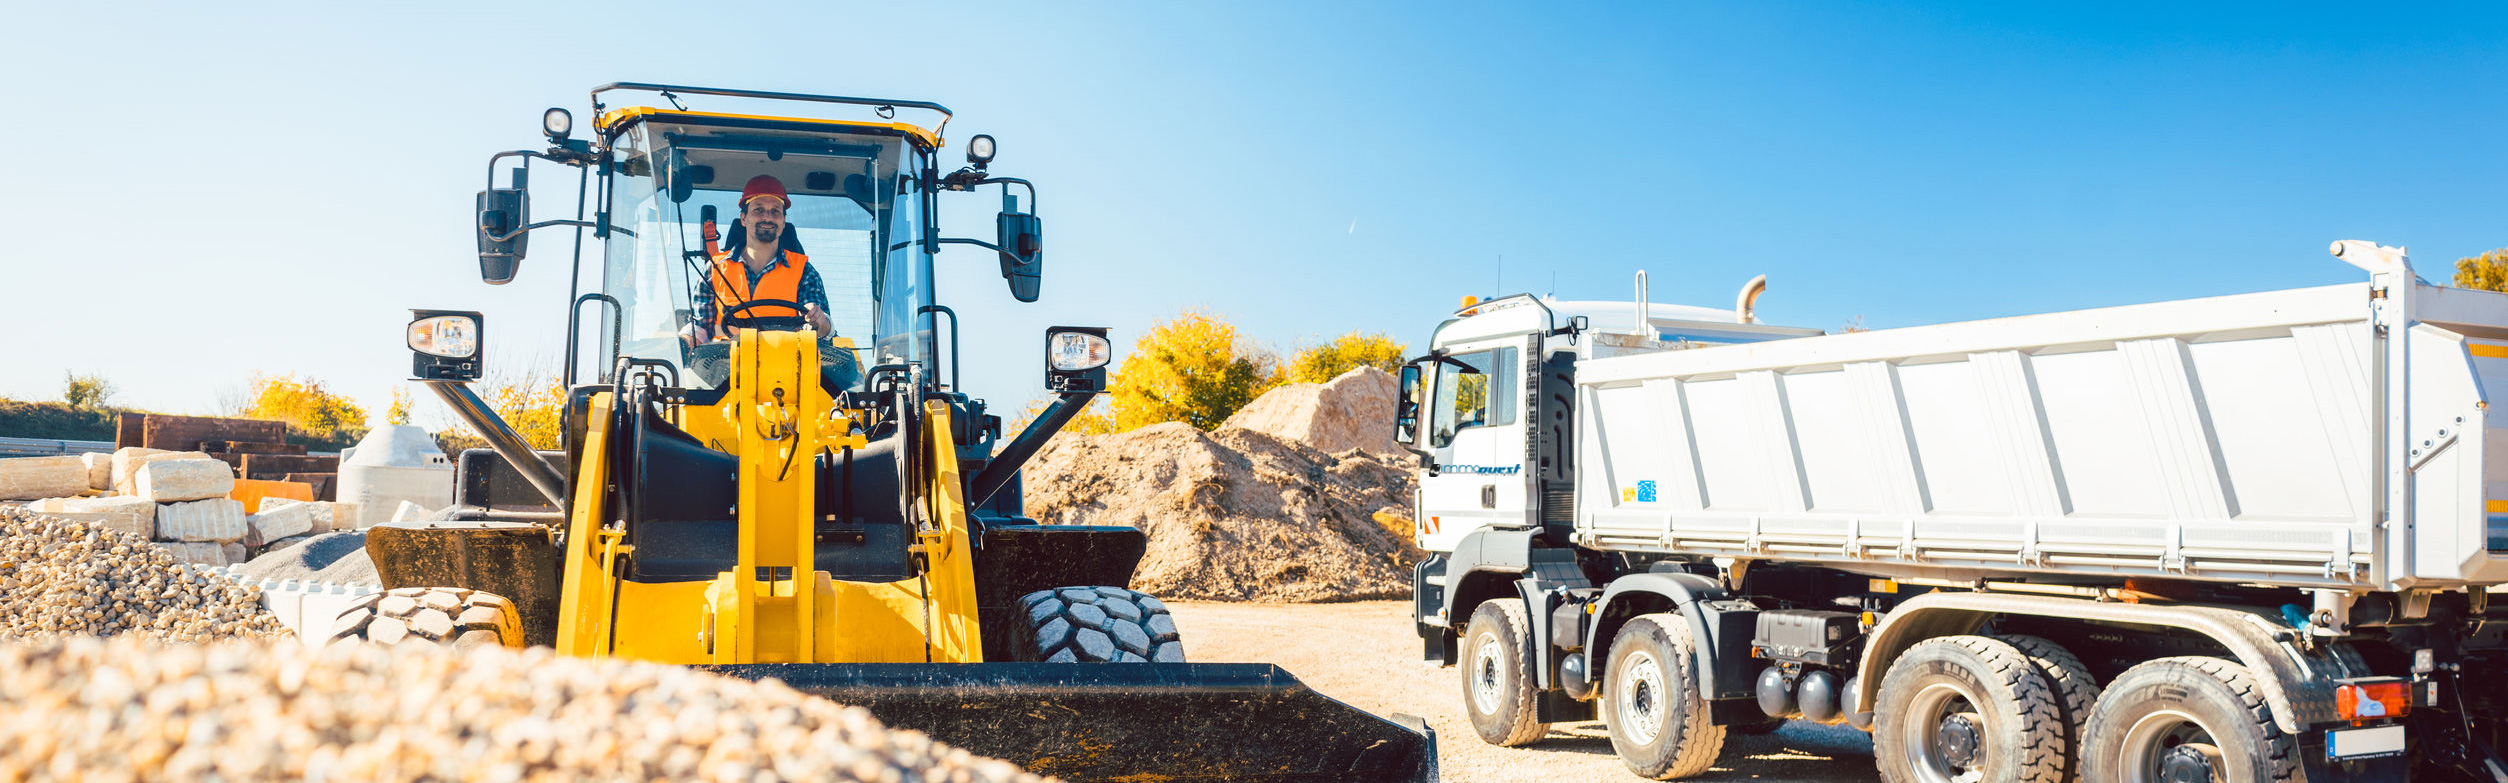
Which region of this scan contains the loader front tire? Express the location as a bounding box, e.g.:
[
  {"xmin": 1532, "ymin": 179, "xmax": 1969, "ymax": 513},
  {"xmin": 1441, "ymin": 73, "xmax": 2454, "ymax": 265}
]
[
  {"xmin": 326, "ymin": 587, "xmax": 523, "ymax": 649},
  {"xmin": 1011, "ymin": 586, "xmax": 1184, "ymax": 663}
]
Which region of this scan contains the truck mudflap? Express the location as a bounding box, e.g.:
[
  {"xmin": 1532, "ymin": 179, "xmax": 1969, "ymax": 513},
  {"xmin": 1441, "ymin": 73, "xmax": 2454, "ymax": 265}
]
[{"xmin": 699, "ymin": 662, "xmax": 1437, "ymax": 783}]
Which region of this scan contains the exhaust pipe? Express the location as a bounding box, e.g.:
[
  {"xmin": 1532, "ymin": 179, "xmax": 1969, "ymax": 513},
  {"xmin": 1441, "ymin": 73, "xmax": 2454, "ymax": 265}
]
[{"xmin": 1736, "ymin": 275, "xmax": 1767, "ymax": 324}]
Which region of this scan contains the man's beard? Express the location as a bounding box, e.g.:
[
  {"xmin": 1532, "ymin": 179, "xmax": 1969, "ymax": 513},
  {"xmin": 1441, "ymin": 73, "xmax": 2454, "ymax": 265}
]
[{"xmin": 751, "ymin": 223, "xmax": 779, "ymax": 245}]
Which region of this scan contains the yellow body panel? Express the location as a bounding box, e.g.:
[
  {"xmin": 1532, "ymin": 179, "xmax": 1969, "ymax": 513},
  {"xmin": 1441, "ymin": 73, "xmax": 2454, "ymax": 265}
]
[{"xmin": 557, "ymin": 331, "xmax": 988, "ymax": 665}]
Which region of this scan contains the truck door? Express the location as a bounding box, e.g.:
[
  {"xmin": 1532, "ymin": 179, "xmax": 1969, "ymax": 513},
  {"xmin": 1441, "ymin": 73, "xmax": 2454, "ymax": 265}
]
[{"xmin": 1417, "ymin": 340, "xmax": 1529, "ymax": 551}]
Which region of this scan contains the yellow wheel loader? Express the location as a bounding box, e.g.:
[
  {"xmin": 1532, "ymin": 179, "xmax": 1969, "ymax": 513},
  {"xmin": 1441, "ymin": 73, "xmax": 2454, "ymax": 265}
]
[{"xmin": 358, "ymin": 83, "xmax": 1435, "ymax": 783}]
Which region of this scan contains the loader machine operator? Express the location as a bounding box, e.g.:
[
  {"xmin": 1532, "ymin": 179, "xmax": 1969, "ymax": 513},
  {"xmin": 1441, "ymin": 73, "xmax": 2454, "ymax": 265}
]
[{"xmin": 685, "ymin": 174, "xmax": 862, "ymax": 390}]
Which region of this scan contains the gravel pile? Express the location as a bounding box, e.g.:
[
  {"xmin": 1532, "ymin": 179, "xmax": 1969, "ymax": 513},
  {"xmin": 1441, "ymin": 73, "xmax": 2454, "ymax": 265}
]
[
  {"xmin": 0, "ymin": 505, "xmax": 289, "ymax": 642},
  {"xmin": 1025, "ymin": 423, "xmax": 1423, "ymax": 602},
  {"xmin": 0, "ymin": 636, "xmax": 1051, "ymax": 783}
]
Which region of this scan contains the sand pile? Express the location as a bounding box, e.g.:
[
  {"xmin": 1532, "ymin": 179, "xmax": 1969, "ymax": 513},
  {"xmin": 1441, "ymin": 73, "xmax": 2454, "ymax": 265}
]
[
  {"xmin": 233, "ymin": 530, "xmax": 378, "ymax": 584},
  {"xmin": 0, "ymin": 635, "xmax": 1047, "ymax": 783},
  {"xmin": 0, "ymin": 505, "xmax": 289, "ymax": 642},
  {"xmin": 1024, "ymin": 421, "xmax": 1422, "ymax": 602},
  {"xmin": 1219, "ymin": 367, "xmax": 1403, "ymax": 455}
]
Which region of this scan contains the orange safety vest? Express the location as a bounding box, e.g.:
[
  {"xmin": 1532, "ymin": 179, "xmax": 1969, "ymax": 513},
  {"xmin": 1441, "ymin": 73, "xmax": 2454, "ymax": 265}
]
[{"xmin": 707, "ymin": 250, "xmax": 810, "ymax": 331}]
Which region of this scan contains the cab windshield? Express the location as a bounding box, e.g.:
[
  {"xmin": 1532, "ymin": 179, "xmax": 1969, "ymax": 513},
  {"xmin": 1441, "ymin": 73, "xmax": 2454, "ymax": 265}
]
[{"xmin": 596, "ymin": 119, "xmax": 931, "ymax": 390}]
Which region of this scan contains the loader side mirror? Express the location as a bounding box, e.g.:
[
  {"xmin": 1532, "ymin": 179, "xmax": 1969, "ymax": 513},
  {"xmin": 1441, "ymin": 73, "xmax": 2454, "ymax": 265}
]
[
  {"xmin": 998, "ymin": 211, "xmax": 1043, "ymax": 302},
  {"xmin": 476, "ymin": 179, "xmax": 529, "ymax": 284},
  {"xmin": 1394, "ymin": 364, "xmax": 1422, "ymax": 445}
]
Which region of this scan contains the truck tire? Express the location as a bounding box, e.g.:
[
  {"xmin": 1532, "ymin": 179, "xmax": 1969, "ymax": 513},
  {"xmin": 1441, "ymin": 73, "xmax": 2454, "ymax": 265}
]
[
  {"xmin": 2078, "ymin": 657, "xmax": 2294, "ymax": 783},
  {"xmin": 1010, "ymin": 586, "xmax": 1185, "ymax": 663},
  {"xmin": 1998, "ymin": 634, "xmax": 2102, "ymax": 783},
  {"xmin": 1461, "ymin": 599, "xmax": 1549, "ymax": 746},
  {"xmin": 1873, "ymin": 635, "xmax": 2068, "ymax": 783},
  {"xmin": 1604, "ymin": 613, "xmax": 1726, "ymax": 779},
  {"xmin": 325, "ymin": 587, "xmax": 522, "ymax": 649}
]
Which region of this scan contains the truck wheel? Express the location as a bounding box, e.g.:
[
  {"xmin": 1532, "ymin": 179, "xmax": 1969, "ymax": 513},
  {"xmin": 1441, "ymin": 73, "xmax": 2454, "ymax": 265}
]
[
  {"xmin": 1461, "ymin": 599, "xmax": 1549, "ymax": 746},
  {"xmin": 1605, "ymin": 613, "xmax": 1726, "ymax": 779},
  {"xmin": 1873, "ymin": 635, "xmax": 2067, "ymax": 783},
  {"xmin": 325, "ymin": 587, "xmax": 522, "ymax": 649},
  {"xmin": 1998, "ymin": 634, "xmax": 2102, "ymax": 782},
  {"xmin": 1011, "ymin": 586, "xmax": 1185, "ymax": 663},
  {"xmin": 2079, "ymin": 657, "xmax": 2294, "ymax": 783}
]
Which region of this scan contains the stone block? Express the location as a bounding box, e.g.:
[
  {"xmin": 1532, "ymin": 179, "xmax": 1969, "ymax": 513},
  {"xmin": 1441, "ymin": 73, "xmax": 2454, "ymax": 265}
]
[
  {"xmin": 258, "ymin": 497, "xmax": 345, "ymax": 534},
  {"xmin": 334, "ymin": 501, "xmax": 364, "ymax": 530},
  {"xmin": 81, "ymin": 453, "xmax": 111, "ymax": 490},
  {"xmin": 389, "ymin": 500, "xmax": 437, "ymax": 524},
  {"xmin": 52, "ymin": 496, "xmax": 156, "ymax": 539},
  {"xmin": 222, "ymin": 542, "xmax": 247, "ymax": 565},
  {"xmin": 0, "ymin": 456, "xmax": 91, "ymax": 500},
  {"xmin": 114, "ymin": 448, "xmax": 213, "ymax": 494},
  {"xmin": 136, "ymin": 459, "xmax": 236, "ymax": 502},
  {"xmin": 157, "ymin": 541, "xmax": 230, "ymax": 567},
  {"xmin": 247, "ymin": 502, "xmax": 317, "ymax": 546},
  {"xmin": 158, "ymin": 498, "xmax": 247, "ymax": 543}
]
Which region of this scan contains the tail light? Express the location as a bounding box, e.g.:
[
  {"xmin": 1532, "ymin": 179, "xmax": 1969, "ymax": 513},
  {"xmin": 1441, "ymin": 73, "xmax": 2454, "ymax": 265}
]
[{"xmin": 2334, "ymin": 679, "xmax": 2411, "ymax": 723}]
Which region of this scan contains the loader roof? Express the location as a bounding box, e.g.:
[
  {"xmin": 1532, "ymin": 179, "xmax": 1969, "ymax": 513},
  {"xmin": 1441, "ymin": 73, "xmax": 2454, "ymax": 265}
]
[{"xmin": 596, "ymin": 106, "xmax": 945, "ymax": 149}]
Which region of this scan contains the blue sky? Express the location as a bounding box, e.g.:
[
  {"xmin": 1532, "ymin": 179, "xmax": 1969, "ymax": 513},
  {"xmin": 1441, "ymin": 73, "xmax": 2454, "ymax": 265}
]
[{"xmin": 3, "ymin": 2, "xmax": 2503, "ymax": 427}]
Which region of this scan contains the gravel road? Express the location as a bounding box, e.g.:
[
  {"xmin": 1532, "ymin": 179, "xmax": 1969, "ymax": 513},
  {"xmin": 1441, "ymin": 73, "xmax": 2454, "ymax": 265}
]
[{"xmin": 1170, "ymin": 599, "xmax": 1880, "ymax": 783}]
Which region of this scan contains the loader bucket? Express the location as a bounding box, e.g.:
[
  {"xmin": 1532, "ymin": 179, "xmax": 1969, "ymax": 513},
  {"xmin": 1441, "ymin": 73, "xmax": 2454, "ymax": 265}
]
[{"xmin": 700, "ymin": 662, "xmax": 1437, "ymax": 783}]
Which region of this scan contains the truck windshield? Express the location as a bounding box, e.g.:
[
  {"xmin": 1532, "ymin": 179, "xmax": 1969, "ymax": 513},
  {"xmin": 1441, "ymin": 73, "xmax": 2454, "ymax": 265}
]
[{"xmin": 595, "ymin": 121, "xmax": 929, "ymax": 390}]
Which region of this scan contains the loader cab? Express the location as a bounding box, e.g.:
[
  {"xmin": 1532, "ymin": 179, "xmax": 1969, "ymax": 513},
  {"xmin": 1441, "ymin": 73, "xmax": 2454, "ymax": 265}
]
[{"xmin": 591, "ymin": 109, "xmax": 934, "ymax": 392}]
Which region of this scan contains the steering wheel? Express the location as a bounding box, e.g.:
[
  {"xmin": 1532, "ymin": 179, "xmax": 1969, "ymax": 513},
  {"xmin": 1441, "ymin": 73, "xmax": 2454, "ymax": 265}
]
[{"xmin": 719, "ymin": 299, "xmax": 812, "ymax": 332}]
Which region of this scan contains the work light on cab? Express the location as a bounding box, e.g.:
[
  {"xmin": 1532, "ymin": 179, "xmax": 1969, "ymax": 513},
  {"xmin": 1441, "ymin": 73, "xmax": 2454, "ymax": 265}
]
[
  {"xmin": 1045, "ymin": 327, "xmax": 1111, "ymax": 392},
  {"xmin": 966, "ymin": 134, "xmax": 996, "ymax": 167},
  {"xmin": 542, "ymin": 107, "xmax": 572, "ymax": 141}
]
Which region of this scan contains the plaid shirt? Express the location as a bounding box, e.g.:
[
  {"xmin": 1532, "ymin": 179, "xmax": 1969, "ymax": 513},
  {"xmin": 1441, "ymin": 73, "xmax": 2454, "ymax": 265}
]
[{"xmin": 694, "ymin": 249, "xmax": 828, "ymax": 330}]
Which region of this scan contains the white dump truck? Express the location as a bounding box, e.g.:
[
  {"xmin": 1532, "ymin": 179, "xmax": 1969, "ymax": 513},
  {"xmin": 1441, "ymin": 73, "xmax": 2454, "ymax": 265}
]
[{"xmin": 1397, "ymin": 242, "xmax": 2505, "ymax": 783}]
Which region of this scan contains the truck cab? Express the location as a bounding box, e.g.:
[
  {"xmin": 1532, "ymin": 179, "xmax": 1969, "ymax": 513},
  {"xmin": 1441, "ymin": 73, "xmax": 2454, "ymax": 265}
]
[{"xmin": 1402, "ymin": 290, "xmax": 1822, "ymax": 554}]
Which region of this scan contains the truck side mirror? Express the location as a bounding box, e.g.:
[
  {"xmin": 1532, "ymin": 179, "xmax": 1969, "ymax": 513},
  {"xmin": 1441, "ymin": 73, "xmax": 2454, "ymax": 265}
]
[
  {"xmin": 998, "ymin": 211, "xmax": 1043, "ymax": 303},
  {"xmin": 476, "ymin": 169, "xmax": 529, "ymax": 284},
  {"xmin": 1395, "ymin": 364, "xmax": 1423, "ymax": 445}
]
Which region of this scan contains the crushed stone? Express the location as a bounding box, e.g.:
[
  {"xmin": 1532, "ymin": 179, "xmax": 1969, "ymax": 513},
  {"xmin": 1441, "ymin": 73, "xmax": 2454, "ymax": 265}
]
[
  {"xmin": 0, "ymin": 635, "xmax": 1050, "ymax": 783},
  {"xmin": 0, "ymin": 505, "xmax": 290, "ymax": 642}
]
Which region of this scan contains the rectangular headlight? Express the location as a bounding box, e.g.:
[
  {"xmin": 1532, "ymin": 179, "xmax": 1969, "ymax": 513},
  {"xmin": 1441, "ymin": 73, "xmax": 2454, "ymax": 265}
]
[
  {"xmin": 409, "ymin": 310, "xmax": 484, "ymax": 381},
  {"xmin": 1044, "ymin": 326, "xmax": 1111, "ymax": 392},
  {"xmin": 1047, "ymin": 330, "xmax": 1111, "ymax": 372}
]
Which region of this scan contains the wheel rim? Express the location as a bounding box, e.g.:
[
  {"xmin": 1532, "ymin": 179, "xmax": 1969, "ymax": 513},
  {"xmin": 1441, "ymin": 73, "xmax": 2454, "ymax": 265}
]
[
  {"xmin": 2117, "ymin": 709, "xmax": 2226, "ymax": 783},
  {"xmin": 1616, "ymin": 649, "xmax": 1666, "ymax": 746},
  {"xmin": 1899, "ymin": 681, "xmax": 1992, "ymax": 783},
  {"xmin": 1471, "ymin": 636, "xmax": 1506, "ymax": 715}
]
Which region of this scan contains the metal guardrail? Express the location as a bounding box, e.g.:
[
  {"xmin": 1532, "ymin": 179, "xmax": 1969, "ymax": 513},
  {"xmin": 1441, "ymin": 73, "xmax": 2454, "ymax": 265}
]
[
  {"xmin": 0, "ymin": 437, "xmax": 115, "ymax": 457},
  {"xmin": 0, "ymin": 436, "xmax": 341, "ymax": 459}
]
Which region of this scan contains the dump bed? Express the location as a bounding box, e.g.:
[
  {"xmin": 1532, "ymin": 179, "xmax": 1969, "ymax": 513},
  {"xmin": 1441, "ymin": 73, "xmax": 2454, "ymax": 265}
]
[{"xmin": 1575, "ymin": 258, "xmax": 2508, "ymax": 591}]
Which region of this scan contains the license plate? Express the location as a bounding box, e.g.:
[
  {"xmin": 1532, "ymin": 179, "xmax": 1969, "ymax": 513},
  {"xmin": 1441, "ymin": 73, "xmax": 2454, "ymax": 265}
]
[{"xmin": 2327, "ymin": 724, "xmax": 2407, "ymax": 760}]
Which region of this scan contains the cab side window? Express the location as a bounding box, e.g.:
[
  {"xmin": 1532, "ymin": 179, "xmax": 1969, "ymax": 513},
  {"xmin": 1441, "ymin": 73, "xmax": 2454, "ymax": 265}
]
[{"xmin": 1429, "ymin": 347, "xmax": 1517, "ymax": 448}]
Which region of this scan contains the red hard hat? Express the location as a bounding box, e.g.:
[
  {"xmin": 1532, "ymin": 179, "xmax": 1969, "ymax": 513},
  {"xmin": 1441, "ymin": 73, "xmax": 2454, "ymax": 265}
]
[{"xmin": 739, "ymin": 175, "xmax": 791, "ymax": 210}]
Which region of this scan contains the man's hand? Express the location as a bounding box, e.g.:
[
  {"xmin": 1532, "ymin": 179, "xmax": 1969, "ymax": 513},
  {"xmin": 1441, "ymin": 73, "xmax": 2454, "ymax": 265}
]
[{"xmin": 804, "ymin": 303, "xmax": 830, "ymax": 334}]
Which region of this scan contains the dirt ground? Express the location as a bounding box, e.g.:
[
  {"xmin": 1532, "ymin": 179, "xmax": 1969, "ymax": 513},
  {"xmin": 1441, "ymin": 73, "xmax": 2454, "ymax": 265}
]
[{"xmin": 1169, "ymin": 600, "xmax": 1880, "ymax": 783}]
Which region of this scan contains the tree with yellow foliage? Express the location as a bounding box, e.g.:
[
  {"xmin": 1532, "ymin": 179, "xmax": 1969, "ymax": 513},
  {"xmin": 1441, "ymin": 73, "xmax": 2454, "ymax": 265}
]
[
  {"xmin": 1096, "ymin": 311, "xmax": 1281, "ymax": 432},
  {"xmin": 1285, "ymin": 331, "xmax": 1407, "ymax": 384},
  {"xmin": 2454, "ymin": 247, "xmax": 2508, "ymax": 292},
  {"xmin": 238, "ymin": 374, "xmax": 369, "ymax": 449}
]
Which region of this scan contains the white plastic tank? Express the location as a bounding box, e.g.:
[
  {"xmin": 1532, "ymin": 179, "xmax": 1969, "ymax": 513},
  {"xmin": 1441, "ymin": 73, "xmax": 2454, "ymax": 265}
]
[{"xmin": 335, "ymin": 425, "xmax": 453, "ymax": 530}]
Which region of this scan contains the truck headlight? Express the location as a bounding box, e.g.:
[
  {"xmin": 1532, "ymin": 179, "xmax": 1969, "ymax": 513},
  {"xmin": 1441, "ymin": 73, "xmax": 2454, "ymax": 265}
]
[{"xmin": 409, "ymin": 310, "xmax": 484, "ymax": 381}]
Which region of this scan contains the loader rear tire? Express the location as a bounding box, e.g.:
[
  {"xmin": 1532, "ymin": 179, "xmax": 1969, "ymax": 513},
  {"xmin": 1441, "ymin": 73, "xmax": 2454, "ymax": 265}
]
[
  {"xmin": 1011, "ymin": 586, "xmax": 1184, "ymax": 663},
  {"xmin": 326, "ymin": 587, "xmax": 523, "ymax": 649}
]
